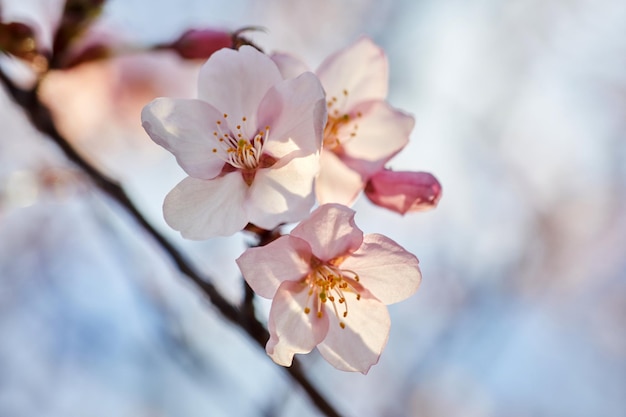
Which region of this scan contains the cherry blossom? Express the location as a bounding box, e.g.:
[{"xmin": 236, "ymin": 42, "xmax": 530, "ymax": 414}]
[
  {"xmin": 273, "ymin": 37, "xmax": 415, "ymax": 206},
  {"xmin": 141, "ymin": 46, "xmax": 327, "ymax": 238},
  {"xmin": 365, "ymin": 169, "xmax": 442, "ymax": 214},
  {"xmin": 236, "ymin": 204, "xmax": 421, "ymax": 373}
]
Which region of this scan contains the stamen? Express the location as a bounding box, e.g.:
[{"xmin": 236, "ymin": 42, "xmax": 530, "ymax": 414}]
[
  {"xmin": 210, "ymin": 116, "xmax": 271, "ymax": 172},
  {"xmin": 303, "ymin": 260, "xmax": 362, "ymax": 329}
]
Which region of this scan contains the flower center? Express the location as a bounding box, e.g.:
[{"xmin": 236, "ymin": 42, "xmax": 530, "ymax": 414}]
[
  {"xmin": 211, "ymin": 114, "xmax": 275, "ymax": 184},
  {"xmin": 303, "ymin": 258, "xmax": 361, "ymax": 329},
  {"xmin": 323, "ymin": 89, "xmax": 362, "ymax": 151}
]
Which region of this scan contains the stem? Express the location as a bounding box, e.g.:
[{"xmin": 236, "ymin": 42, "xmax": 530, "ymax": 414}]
[{"xmin": 0, "ymin": 69, "xmax": 342, "ymax": 417}]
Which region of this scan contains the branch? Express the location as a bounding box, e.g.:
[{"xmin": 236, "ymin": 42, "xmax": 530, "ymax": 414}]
[{"xmin": 0, "ymin": 68, "xmax": 342, "ymax": 417}]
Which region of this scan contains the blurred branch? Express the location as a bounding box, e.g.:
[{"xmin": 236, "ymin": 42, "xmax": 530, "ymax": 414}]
[{"xmin": 0, "ymin": 69, "xmax": 342, "ymax": 417}]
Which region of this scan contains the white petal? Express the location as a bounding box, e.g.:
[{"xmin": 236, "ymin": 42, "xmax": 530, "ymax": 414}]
[
  {"xmin": 316, "ymin": 36, "xmax": 388, "ymax": 112},
  {"xmin": 271, "ymin": 52, "xmax": 310, "ymax": 79},
  {"xmin": 266, "ymin": 281, "xmax": 329, "ymax": 367},
  {"xmin": 340, "ymin": 234, "xmax": 421, "ymax": 304},
  {"xmin": 236, "ymin": 236, "xmax": 312, "ymax": 299},
  {"xmin": 198, "ymin": 46, "xmax": 282, "ymax": 138},
  {"xmin": 257, "ymin": 72, "xmax": 326, "ymax": 158},
  {"xmin": 246, "ymin": 154, "xmax": 318, "ymax": 229},
  {"xmin": 163, "ymin": 174, "xmax": 248, "ymax": 239},
  {"xmin": 317, "ymin": 291, "xmax": 390, "ymax": 374},
  {"xmin": 339, "ymin": 100, "xmax": 414, "ymax": 178},
  {"xmin": 141, "ymin": 98, "xmax": 225, "ymax": 179},
  {"xmin": 290, "ymin": 203, "xmax": 363, "ymax": 262},
  {"xmin": 315, "ymin": 151, "xmax": 364, "ymax": 206}
]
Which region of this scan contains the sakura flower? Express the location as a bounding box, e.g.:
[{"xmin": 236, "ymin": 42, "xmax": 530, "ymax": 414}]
[
  {"xmin": 141, "ymin": 46, "xmax": 327, "ymax": 239},
  {"xmin": 365, "ymin": 169, "xmax": 442, "ymax": 214},
  {"xmin": 236, "ymin": 204, "xmax": 421, "ymax": 373},
  {"xmin": 273, "ymin": 37, "xmax": 415, "ymax": 206}
]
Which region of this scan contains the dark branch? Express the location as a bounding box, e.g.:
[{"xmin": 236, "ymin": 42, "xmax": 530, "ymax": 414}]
[{"xmin": 0, "ymin": 68, "xmax": 342, "ymax": 417}]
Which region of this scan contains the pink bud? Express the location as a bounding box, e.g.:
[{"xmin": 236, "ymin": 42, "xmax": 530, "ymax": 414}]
[
  {"xmin": 365, "ymin": 169, "xmax": 442, "ymax": 214},
  {"xmin": 166, "ymin": 29, "xmax": 232, "ymax": 60}
]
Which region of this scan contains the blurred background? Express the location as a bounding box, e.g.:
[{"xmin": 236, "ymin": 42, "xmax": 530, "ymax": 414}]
[{"xmin": 1, "ymin": 0, "xmax": 625, "ymax": 416}]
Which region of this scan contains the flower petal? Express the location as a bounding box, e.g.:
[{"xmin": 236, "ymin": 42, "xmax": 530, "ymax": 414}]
[
  {"xmin": 339, "ymin": 100, "xmax": 414, "ymax": 178},
  {"xmin": 198, "ymin": 46, "xmax": 283, "ymax": 138},
  {"xmin": 316, "ymin": 151, "xmax": 364, "ymax": 206},
  {"xmin": 317, "ymin": 290, "xmax": 390, "ymax": 374},
  {"xmin": 236, "ymin": 236, "xmax": 312, "ymax": 299},
  {"xmin": 271, "ymin": 52, "xmax": 310, "ymax": 79},
  {"xmin": 340, "ymin": 234, "xmax": 421, "ymax": 304},
  {"xmin": 365, "ymin": 170, "xmax": 442, "ymax": 214},
  {"xmin": 246, "ymin": 153, "xmax": 318, "ymax": 229},
  {"xmin": 257, "ymin": 72, "xmax": 326, "ymax": 158},
  {"xmin": 141, "ymin": 97, "xmax": 225, "ymax": 179},
  {"xmin": 163, "ymin": 174, "xmax": 248, "ymax": 239},
  {"xmin": 290, "ymin": 203, "xmax": 363, "ymax": 261},
  {"xmin": 316, "ymin": 36, "xmax": 388, "ymax": 112},
  {"xmin": 266, "ymin": 280, "xmax": 330, "ymax": 367}
]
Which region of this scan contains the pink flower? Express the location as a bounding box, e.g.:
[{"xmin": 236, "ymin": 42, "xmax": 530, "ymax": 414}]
[
  {"xmin": 236, "ymin": 204, "xmax": 421, "ymax": 373},
  {"xmin": 141, "ymin": 46, "xmax": 327, "ymax": 239},
  {"xmin": 273, "ymin": 37, "xmax": 414, "ymax": 206},
  {"xmin": 365, "ymin": 169, "xmax": 442, "ymax": 214}
]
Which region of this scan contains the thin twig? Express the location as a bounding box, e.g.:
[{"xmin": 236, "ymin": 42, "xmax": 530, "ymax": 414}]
[{"xmin": 0, "ymin": 69, "xmax": 342, "ymax": 417}]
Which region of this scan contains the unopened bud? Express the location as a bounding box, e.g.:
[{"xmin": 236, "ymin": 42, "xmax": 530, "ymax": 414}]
[
  {"xmin": 165, "ymin": 29, "xmax": 232, "ymax": 60},
  {"xmin": 365, "ymin": 169, "xmax": 442, "ymax": 214}
]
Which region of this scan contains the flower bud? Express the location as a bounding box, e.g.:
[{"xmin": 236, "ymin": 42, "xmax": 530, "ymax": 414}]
[
  {"xmin": 365, "ymin": 169, "xmax": 442, "ymax": 214},
  {"xmin": 165, "ymin": 29, "xmax": 232, "ymax": 60}
]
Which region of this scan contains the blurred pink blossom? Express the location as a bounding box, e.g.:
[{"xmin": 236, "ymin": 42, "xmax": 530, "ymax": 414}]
[
  {"xmin": 142, "ymin": 46, "xmax": 326, "ymax": 238},
  {"xmin": 365, "ymin": 169, "xmax": 442, "ymax": 214},
  {"xmin": 237, "ymin": 204, "xmax": 421, "ymax": 373},
  {"xmin": 273, "ymin": 37, "xmax": 414, "ymax": 206}
]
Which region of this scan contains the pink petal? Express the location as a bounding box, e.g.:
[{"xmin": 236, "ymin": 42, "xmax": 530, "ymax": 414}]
[
  {"xmin": 315, "ymin": 151, "xmax": 364, "ymax": 206},
  {"xmin": 365, "ymin": 170, "xmax": 442, "ymax": 214},
  {"xmin": 236, "ymin": 236, "xmax": 312, "ymax": 299},
  {"xmin": 271, "ymin": 52, "xmax": 310, "ymax": 79},
  {"xmin": 257, "ymin": 72, "xmax": 326, "ymax": 158},
  {"xmin": 246, "ymin": 154, "xmax": 318, "ymax": 230},
  {"xmin": 340, "ymin": 234, "xmax": 421, "ymax": 304},
  {"xmin": 338, "ymin": 100, "xmax": 414, "ymax": 178},
  {"xmin": 316, "ymin": 290, "xmax": 390, "ymax": 374},
  {"xmin": 266, "ymin": 280, "xmax": 330, "ymax": 367},
  {"xmin": 198, "ymin": 46, "xmax": 283, "ymax": 139},
  {"xmin": 290, "ymin": 204, "xmax": 363, "ymax": 262},
  {"xmin": 316, "ymin": 36, "xmax": 388, "ymax": 112},
  {"xmin": 141, "ymin": 98, "xmax": 225, "ymax": 179},
  {"xmin": 163, "ymin": 174, "xmax": 248, "ymax": 239}
]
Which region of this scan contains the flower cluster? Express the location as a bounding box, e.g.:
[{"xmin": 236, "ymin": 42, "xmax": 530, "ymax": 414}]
[{"xmin": 141, "ymin": 37, "xmax": 441, "ymax": 373}]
